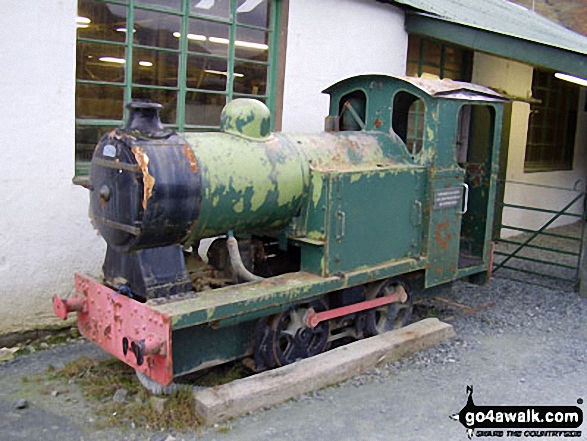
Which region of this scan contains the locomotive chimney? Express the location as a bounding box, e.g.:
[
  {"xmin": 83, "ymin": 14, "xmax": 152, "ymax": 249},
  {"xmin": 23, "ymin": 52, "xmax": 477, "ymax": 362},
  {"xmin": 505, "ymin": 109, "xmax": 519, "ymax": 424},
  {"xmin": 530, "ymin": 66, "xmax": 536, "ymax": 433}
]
[{"xmin": 125, "ymin": 100, "xmax": 170, "ymax": 138}]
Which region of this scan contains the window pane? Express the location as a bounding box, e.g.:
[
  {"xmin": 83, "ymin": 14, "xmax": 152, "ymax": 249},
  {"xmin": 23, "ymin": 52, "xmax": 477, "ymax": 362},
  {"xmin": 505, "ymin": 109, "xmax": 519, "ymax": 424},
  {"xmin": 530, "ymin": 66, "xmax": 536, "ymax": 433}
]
[
  {"xmin": 393, "ymin": 91, "xmax": 425, "ymax": 158},
  {"xmin": 237, "ymin": 0, "xmax": 270, "ymax": 28},
  {"xmin": 134, "ymin": 9, "xmax": 181, "ymax": 50},
  {"xmin": 443, "ymin": 47, "xmax": 463, "ymax": 73},
  {"xmin": 76, "ymin": 125, "xmax": 112, "ymax": 164},
  {"xmin": 132, "ymin": 88, "xmax": 177, "ymax": 124},
  {"xmin": 75, "ymin": 124, "xmax": 115, "ymax": 179},
  {"xmin": 133, "ymin": 48, "xmax": 178, "ymax": 87},
  {"xmin": 524, "ymin": 70, "xmax": 578, "ymax": 172},
  {"xmin": 77, "ymin": 0, "xmax": 127, "ymax": 43},
  {"xmin": 136, "ymin": 0, "xmax": 181, "ymax": 11},
  {"xmin": 76, "ymin": 84, "xmax": 124, "ymax": 119},
  {"xmin": 77, "ymin": 42, "xmax": 125, "ymax": 83},
  {"xmin": 406, "ymin": 35, "xmax": 471, "ymax": 81},
  {"xmin": 406, "ymin": 35, "xmax": 421, "ymax": 62},
  {"xmin": 407, "ymin": 100, "xmax": 425, "ymax": 156},
  {"xmin": 187, "ymin": 18, "xmax": 231, "ymax": 56},
  {"xmin": 187, "ymin": 56, "xmax": 228, "ymax": 91},
  {"xmin": 233, "ymin": 61, "xmax": 267, "ymax": 95},
  {"xmin": 235, "ymin": 26, "xmax": 269, "ymax": 62},
  {"xmin": 422, "ymin": 40, "xmax": 441, "ymax": 65},
  {"xmin": 190, "ymin": 0, "xmax": 231, "ymax": 20},
  {"xmin": 185, "ymin": 92, "xmax": 226, "ymax": 126},
  {"xmin": 406, "ymin": 60, "xmax": 419, "ymax": 77}
]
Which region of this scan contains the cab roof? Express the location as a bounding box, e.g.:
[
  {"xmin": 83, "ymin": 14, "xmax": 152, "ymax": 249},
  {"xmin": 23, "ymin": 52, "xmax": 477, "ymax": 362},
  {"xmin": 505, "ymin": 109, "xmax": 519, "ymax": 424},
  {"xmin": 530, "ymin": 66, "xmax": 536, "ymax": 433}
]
[{"xmin": 323, "ymin": 74, "xmax": 507, "ymax": 102}]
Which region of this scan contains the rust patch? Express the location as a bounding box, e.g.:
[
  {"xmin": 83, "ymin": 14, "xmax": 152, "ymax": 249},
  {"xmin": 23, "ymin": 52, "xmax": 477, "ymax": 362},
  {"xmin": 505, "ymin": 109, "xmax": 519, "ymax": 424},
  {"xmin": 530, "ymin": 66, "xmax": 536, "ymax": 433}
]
[
  {"xmin": 373, "ymin": 118, "xmax": 383, "ymax": 128},
  {"xmin": 434, "ymin": 221, "xmax": 451, "ymax": 249},
  {"xmin": 183, "ymin": 145, "xmax": 199, "ymax": 173},
  {"xmin": 132, "ymin": 146, "xmax": 156, "ymax": 210}
]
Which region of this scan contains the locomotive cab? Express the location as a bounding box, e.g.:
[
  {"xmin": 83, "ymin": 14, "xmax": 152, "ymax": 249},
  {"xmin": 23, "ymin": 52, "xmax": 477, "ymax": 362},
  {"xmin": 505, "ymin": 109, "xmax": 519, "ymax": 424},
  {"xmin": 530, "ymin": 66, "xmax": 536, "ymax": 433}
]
[{"xmin": 323, "ymin": 75, "xmax": 506, "ymax": 287}]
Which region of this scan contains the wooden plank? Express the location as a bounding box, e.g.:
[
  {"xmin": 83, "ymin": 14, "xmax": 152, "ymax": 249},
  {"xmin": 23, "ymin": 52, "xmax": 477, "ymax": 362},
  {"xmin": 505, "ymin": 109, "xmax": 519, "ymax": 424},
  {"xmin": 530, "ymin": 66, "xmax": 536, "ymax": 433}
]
[{"xmin": 193, "ymin": 318, "xmax": 455, "ymax": 424}]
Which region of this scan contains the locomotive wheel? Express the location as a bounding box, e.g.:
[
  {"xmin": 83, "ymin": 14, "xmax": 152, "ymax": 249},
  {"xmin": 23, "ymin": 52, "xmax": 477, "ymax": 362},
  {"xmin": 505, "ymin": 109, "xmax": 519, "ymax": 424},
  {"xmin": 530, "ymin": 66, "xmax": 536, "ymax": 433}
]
[
  {"xmin": 365, "ymin": 279, "xmax": 412, "ymax": 336},
  {"xmin": 271, "ymin": 301, "xmax": 330, "ymax": 367}
]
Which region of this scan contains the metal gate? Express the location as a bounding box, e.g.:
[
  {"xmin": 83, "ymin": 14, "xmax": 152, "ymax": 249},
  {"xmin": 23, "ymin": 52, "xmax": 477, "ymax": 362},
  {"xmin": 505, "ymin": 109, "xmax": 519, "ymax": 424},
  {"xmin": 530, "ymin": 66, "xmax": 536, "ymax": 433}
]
[{"xmin": 492, "ymin": 180, "xmax": 586, "ymax": 292}]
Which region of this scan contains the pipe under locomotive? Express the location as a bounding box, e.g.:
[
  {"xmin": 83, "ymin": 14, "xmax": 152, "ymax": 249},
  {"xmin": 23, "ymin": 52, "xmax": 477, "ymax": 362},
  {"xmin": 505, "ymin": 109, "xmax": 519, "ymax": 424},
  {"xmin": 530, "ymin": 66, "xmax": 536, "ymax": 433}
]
[{"xmin": 53, "ymin": 74, "xmax": 505, "ymax": 389}]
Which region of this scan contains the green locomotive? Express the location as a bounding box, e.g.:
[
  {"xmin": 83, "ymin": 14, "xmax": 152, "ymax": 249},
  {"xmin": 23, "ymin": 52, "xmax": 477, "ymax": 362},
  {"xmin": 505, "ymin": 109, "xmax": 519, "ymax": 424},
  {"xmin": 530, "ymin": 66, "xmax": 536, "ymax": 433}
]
[{"xmin": 53, "ymin": 74, "xmax": 505, "ymax": 390}]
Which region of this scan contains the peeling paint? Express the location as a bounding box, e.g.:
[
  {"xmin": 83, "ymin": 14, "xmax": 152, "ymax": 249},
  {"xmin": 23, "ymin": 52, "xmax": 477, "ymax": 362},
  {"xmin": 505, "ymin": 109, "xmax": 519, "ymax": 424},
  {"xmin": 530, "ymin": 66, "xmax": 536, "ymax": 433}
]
[
  {"xmin": 434, "ymin": 221, "xmax": 451, "ymax": 249},
  {"xmin": 131, "ymin": 146, "xmax": 156, "ymax": 210},
  {"xmin": 183, "ymin": 145, "xmax": 199, "ymax": 173},
  {"xmin": 311, "ymin": 174, "xmax": 324, "ymax": 208}
]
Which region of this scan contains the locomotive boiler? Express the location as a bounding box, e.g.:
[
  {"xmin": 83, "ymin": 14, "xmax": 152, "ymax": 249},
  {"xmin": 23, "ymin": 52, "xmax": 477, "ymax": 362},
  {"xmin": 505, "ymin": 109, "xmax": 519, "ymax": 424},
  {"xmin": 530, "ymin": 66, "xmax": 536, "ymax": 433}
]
[{"xmin": 53, "ymin": 74, "xmax": 506, "ymax": 390}]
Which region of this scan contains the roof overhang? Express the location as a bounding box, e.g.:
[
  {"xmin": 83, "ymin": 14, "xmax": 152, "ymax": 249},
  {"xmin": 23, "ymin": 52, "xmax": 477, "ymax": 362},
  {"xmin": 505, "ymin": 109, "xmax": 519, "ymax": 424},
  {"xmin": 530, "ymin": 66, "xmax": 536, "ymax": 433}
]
[{"xmin": 405, "ymin": 13, "xmax": 587, "ymax": 78}]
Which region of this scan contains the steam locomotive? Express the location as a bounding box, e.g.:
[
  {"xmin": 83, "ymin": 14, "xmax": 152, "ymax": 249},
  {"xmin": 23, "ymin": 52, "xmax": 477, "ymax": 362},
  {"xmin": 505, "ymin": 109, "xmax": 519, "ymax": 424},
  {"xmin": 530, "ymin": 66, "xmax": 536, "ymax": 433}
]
[{"xmin": 53, "ymin": 74, "xmax": 505, "ymax": 391}]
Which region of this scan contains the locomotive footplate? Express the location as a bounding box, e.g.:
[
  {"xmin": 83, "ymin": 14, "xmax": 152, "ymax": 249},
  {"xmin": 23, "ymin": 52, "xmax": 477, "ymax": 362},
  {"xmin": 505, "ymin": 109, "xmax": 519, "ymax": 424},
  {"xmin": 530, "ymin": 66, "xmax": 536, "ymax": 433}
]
[{"xmin": 53, "ymin": 274, "xmax": 174, "ymax": 386}]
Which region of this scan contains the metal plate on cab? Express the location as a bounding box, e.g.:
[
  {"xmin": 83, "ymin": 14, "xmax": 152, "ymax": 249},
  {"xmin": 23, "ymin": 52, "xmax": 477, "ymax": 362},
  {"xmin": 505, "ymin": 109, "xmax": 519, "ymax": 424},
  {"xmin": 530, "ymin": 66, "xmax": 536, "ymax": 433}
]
[{"xmin": 433, "ymin": 187, "xmax": 462, "ymax": 210}]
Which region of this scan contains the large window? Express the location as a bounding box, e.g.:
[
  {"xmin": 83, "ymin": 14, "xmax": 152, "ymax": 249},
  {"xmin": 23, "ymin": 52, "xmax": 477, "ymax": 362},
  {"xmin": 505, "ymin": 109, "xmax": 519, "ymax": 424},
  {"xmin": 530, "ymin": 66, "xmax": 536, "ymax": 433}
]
[
  {"xmin": 524, "ymin": 70, "xmax": 579, "ymax": 172},
  {"xmin": 75, "ymin": 0, "xmax": 281, "ymax": 182},
  {"xmin": 406, "ymin": 35, "xmax": 472, "ymax": 81}
]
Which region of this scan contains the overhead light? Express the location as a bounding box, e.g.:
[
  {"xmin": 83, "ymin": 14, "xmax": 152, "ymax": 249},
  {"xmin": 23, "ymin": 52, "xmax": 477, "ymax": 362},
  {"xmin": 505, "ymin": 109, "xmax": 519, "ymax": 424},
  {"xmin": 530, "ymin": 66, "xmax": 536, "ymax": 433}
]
[
  {"xmin": 99, "ymin": 56, "xmax": 126, "ymax": 64},
  {"xmin": 208, "ymin": 36, "xmax": 230, "ymax": 45},
  {"xmin": 173, "ymin": 31, "xmax": 207, "ymax": 41},
  {"xmin": 116, "ymin": 27, "xmax": 136, "ymax": 33},
  {"xmin": 139, "ymin": 61, "xmax": 153, "ymax": 67},
  {"xmin": 235, "ymin": 40, "xmax": 268, "ymax": 50},
  {"xmin": 205, "ymin": 69, "xmax": 244, "ymax": 78},
  {"xmin": 208, "ymin": 36, "xmax": 268, "ymax": 50},
  {"xmin": 555, "ymin": 72, "xmax": 587, "ymax": 87},
  {"xmin": 76, "ymin": 16, "xmax": 91, "ymax": 29},
  {"xmin": 173, "ymin": 32, "xmax": 268, "ymax": 50}
]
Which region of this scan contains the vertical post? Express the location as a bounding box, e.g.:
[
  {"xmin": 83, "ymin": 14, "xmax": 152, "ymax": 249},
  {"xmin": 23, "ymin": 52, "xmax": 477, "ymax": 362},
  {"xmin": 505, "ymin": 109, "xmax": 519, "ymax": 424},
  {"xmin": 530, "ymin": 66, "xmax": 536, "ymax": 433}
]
[
  {"xmin": 493, "ymin": 102, "xmax": 512, "ymax": 241},
  {"xmin": 578, "ymin": 184, "xmax": 587, "ymax": 296},
  {"xmin": 177, "ymin": 0, "xmax": 189, "ymax": 131},
  {"xmin": 124, "ymin": 0, "xmax": 135, "ymax": 120}
]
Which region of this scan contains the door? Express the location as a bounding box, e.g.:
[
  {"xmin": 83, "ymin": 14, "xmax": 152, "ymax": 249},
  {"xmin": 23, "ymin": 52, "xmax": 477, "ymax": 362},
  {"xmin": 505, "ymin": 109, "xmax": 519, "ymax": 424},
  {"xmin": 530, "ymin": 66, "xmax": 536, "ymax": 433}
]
[{"xmin": 457, "ymin": 104, "xmax": 496, "ymax": 270}]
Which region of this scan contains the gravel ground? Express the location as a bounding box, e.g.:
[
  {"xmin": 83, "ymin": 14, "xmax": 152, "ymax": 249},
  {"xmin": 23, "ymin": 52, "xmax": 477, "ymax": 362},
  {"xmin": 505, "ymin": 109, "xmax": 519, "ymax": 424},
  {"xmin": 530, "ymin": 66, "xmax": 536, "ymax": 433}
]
[
  {"xmin": 0, "ymin": 258, "xmax": 586, "ymax": 440},
  {"xmin": 190, "ymin": 276, "xmax": 587, "ymax": 441}
]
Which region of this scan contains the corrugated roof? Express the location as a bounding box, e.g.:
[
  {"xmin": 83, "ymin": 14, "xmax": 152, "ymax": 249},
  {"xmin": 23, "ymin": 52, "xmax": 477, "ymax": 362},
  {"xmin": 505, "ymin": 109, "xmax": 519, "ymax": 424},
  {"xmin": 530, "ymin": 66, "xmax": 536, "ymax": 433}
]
[{"xmin": 390, "ymin": 0, "xmax": 587, "ymax": 55}]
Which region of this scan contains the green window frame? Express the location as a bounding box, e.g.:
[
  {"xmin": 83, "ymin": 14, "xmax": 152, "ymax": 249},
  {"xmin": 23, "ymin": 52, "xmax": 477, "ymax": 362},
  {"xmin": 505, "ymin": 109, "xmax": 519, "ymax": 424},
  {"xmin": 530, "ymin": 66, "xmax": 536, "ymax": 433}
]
[
  {"xmin": 75, "ymin": 0, "xmax": 282, "ymax": 183},
  {"xmin": 524, "ymin": 69, "xmax": 579, "ymax": 172},
  {"xmin": 406, "ymin": 35, "xmax": 472, "ymax": 81}
]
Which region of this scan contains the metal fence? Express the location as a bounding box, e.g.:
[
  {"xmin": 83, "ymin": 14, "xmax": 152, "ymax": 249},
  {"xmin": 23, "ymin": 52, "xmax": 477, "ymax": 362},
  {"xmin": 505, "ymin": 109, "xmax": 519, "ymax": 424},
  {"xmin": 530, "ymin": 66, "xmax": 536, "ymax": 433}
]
[{"xmin": 492, "ymin": 180, "xmax": 586, "ymax": 292}]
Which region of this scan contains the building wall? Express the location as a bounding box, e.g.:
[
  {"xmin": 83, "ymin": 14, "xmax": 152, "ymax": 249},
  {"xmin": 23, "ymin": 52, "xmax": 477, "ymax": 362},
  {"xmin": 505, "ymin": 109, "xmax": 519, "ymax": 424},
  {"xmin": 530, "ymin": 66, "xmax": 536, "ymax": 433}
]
[
  {"xmin": 281, "ymin": 0, "xmax": 407, "ymax": 132},
  {"xmin": 472, "ymin": 52, "xmax": 587, "ymax": 237},
  {"xmin": 0, "ymin": 0, "xmax": 106, "ymax": 335}
]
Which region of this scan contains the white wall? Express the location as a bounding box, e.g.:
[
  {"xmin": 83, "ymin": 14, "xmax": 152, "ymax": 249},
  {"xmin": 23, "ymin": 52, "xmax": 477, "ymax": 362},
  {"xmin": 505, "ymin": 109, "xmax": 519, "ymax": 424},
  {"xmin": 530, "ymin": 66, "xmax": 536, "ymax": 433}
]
[
  {"xmin": 281, "ymin": 0, "xmax": 407, "ymax": 133},
  {"xmin": 0, "ymin": 1, "xmax": 105, "ymax": 335},
  {"xmin": 472, "ymin": 53, "xmax": 587, "ymax": 237}
]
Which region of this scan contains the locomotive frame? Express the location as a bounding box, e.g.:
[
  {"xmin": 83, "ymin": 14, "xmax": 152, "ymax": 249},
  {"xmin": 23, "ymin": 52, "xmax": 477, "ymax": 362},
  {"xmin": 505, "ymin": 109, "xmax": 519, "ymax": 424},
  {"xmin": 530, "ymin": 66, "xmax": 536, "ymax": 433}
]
[{"xmin": 54, "ymin": 74, "xmax": 506, "ymax": 389}]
